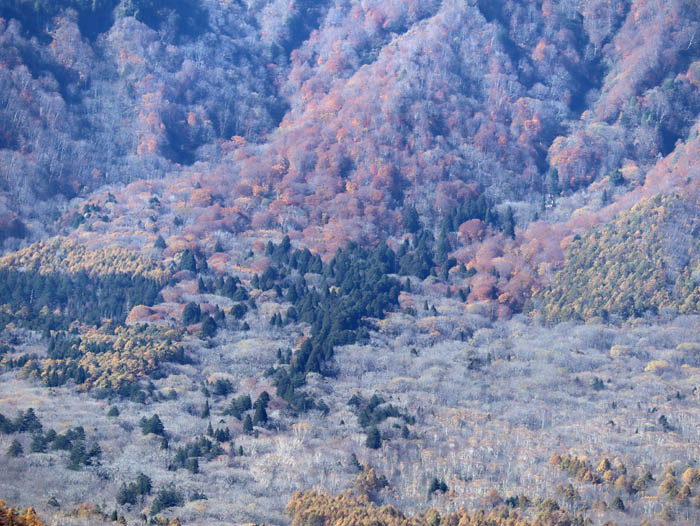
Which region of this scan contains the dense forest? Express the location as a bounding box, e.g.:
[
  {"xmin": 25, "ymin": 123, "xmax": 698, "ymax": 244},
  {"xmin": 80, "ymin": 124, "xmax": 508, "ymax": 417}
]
[
  {"xmin": 1, "ymin": 0, "xmax": 699, "ymax": 319},
  {"xmin": 2, "ymin": 1, "xmax": 700, "ymax": 525}
]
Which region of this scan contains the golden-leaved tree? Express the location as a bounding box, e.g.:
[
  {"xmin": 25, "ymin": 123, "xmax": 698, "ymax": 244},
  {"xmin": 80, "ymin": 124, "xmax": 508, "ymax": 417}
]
[
  {"xmin": 0, "ymin": 500, "xmax": 44, "ymax": 526},
  {"xmin": 536, "ymin": 193, "xmax": 700, "ymax": 322}
]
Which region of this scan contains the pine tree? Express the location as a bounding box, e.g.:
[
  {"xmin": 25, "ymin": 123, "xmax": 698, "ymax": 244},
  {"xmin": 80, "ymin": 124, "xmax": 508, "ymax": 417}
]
[
  {"xmin": 141, "ymin": 414, "xmax": 165, "ymax": 436},
  {"xmin": 154, "ymin": 236, "xmax": 166, "ymax": 249},
  {"xmin": 365, "ymin": 427, "xmax": 381, "ymax": 449},
  {"xmin": 254, "ymin": 391, "xmax": 270, "ymax": 409},
  {"xmin": 182, "ymin": 302, "xmax": 201, "ymax": 325},
  {"xmin": 117, "ymin": 483, "xmax": 136, "ymax": 506},
  {"xmin": 179, "ymin": 249, "xmax": 197, "ymax": 272},
  {"xmin": 402, "ymin": 206, "xmax": 421, "ymax": 233},
  {"xmin": 503, "ymin": 206, "xmax": 515, "ymax": 239},
  {"xmin": 18, "ymin": 408, "xmax": 42, "ymax": 433},
  {"xmin": 31, "ymin": 433, "xmax": 47, "ymax": 453},
  {"xmin": 436, "ymin": 228, "xmax": 451, "ymax": 263},
  {"xmin": 7, "ymin": 438, "xmax": 23, "ymax": 457},
  {"xmin": 428, "ymin": 477, "xmax": 448, "ymax": 495},
  {"xmin": 547, "ymin": 168, "xmax": 560, "ymax": 195},
  {"xmin": 201, "ymin": 315, "xmax": 217, "ymax": 338},
  {"xmin": 610, "ymin": 169, "xmax": 625, "ymax": 186},
  {"xmin": 136, "ymin": 473, "xmax": 152, "ymax": 496},
  {"xmin": 253, "ymin": 404, "xmax": 268, "ymax": 426},
  {"xmin": 243, "ymin": 414, "xmax": 253, "ymax": 434},
  {"xmin": 68, "ymin": 440, "xmax": 87, "ymax": 470},
  {"xmin": 88, "ymin": 443, "xmax": 102, "ymax": 464}
]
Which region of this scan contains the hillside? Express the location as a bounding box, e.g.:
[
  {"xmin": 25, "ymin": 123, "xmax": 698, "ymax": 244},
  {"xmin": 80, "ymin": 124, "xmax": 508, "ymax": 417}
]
[
  {"xmin": 0, "ymin": 0, "xmax": 697, "ymax": 232},
  {"xmin": 2, "ymin": 1, "xmax": 700, "ymax": 526},
  {"xmin": 2, "ymin": 0, "xmax": 700, "ymax": 314}
]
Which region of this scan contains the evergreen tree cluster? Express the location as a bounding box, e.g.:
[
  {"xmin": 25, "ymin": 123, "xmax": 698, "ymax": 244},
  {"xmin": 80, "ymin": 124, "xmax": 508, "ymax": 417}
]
[
  {"xmin": 197, "ymin": 274, "xmax": 248, "ymax": 301},
  {"xmin": 7, "ymin": 439, "xmax": 23, "ymax": 457},
  {"xmin": 209, "ymin": 378, "xmax": 234, "ymax": 397},
  {"xmin": 22, "ymin": 326, "xmax": 186, "ymax": 399},
  {"xmin": 289, "ymin": 242, "xmax": 401, "ymax": 376},
  {"xmin": 3, "ymin": 416, "xmax": 102, "ymax": 470},
  {"xmin": 439, "ymin": 194, "xmax": 498, "ymax": 232},
  {"xmin": 397, "ymin": 231, "xmax": 436, "ymax": 279},
  {"xmin": 207, "ymin": 424, "xmax": 231, "ymax": 443},
  {"xmin": 168, "ymin": 436, "xmax": 223, "ymax": 473},
  {"xmin": 0, "ymin": 268, "xmax": 163, "ymax": 332},
  {"xmin": 54, "ymin": 426, "xmax": 101, "ymax": 470},
  {"xmin": 140, "ymin": 414, "xmax": 165, "ymax": 436},
  {"xmin": 0, "ymin": 408, "xmax": 43, "ymax": 435},
  {"xmin": 182, "ymin": 302, "xmax": 201, "ymax": 325},
  {"xmin": 348, "ymin": 393, "xmax": 414, "ymax": 449},
  {"xmin": 37, "ymin": 333, "xmax": 99, "ymax": 387},
  {"xmin": 223, "ymin": 392, "xmax": 269, "ymax": 428},
  {"xmin": 224, "ymin": 394, "xmax": 252, "ymax": 420},
  {"xmin": 428, "ymin": 477, "xmax": 448, "ymax": 495},
  {"xmin": 229, "ymin": 303, "xmax": 248, "ymax": 319},
  {"xmin": 248, "ymin": 240, "xmax": 402, "ymax": 412},
  {"xmin": 150, "ymin": 486, "xmax": 184, "ymax": 516},
  {"xmin": 116, "ymin": 474, "xmax": 152, "ymax": 506},
  {"xmin": 179, "ymin": 250, "xmax": 255, "ymax": 338},
  {"xmin": 252, "ymin": 391, "xmax": 270, "ymax": 425},
  {"xmin": 265, "ymin": 237, "xmax": 323, "ymax": 273},
  {"xmin": 396, "ymin": 197, "xmax": 516, "ymax": 279}
]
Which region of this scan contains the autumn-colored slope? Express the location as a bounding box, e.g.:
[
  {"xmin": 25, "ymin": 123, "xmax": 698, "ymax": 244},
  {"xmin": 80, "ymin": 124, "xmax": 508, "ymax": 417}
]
[
  {"xmin": 0, "ymin": 238, "xmax": 168, "ymax": 280},
  {"xmin": 535, "ymin": 194, "xmax": 700, "ymax": 322},
  {"xmin": 285, "ymin": 490, "xmax": 584, "ymax": 526},
  {"xmin": 220, "ymin": 0, "xmax": 605, "ymax": 241},
  {"xmin": 0, "ymin": 500, "xmax": 44, "ymax": 526},
  {"xmin": 1, "ymin": 0, "xmax": 698, "ymax": 239},
  {"xmin": 3, "ymin": 0, "xmax": 700, "ymax": 323},
  {"xmin": 197, "ymin": 0, "xmax": 700, "ymax": 250}
]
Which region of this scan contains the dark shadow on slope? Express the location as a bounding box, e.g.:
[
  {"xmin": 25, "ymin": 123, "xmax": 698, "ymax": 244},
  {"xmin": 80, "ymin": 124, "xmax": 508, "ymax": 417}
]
[
  {"xmin": 14, "ymin": 42, "xmax": 82, "ymax": 104},
  {"xmin": 475, "ymin": 0, "xmax": 502, "ymax": 23},
  {"xmin": 116, "ymin": 0, "xmax": 209, "ymax": 41},
  {"xmin": 0, "ymin": 0, "xmax": 121, "ymax": 42},
  {"xmin": 77, "ymin": 1, "xmax": 120, "ymax": 41},
  {"xmin": 280, "ymin": 0, "xmax": 330, "ymax": 57},
  {"xmin": 660, "ymin": 128, "xmax": 683, "ymax": 157}
]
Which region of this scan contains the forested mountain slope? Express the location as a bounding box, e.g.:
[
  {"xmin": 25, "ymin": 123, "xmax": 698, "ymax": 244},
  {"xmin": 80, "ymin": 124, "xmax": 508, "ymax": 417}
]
[
  {"xmin": 3, "ymin": 2, "xmax": 700, "ymax": 526},
  {"xmin": 1, "ymin": 0, "xmax": 700, "ymax": 316},
  {"xmin": 0, "ymin": 0, "xmax": 697, "ymax": 235}
]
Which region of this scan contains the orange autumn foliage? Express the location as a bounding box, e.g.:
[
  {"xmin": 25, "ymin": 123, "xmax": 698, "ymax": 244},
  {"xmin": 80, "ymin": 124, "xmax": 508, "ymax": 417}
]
[
  {"xmin": 286, "ymin": 490, "xmax": 584, "ymax": 526},
  {"xmin": 0, "ymin": 500, "xmax": 45, "ymax": 526}
]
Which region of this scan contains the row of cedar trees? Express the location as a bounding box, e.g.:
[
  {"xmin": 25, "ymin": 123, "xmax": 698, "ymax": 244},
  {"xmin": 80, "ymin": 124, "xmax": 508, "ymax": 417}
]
[{"xmin": 0, "ymin": 500, "xmax": 44, "ymax": 526}]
